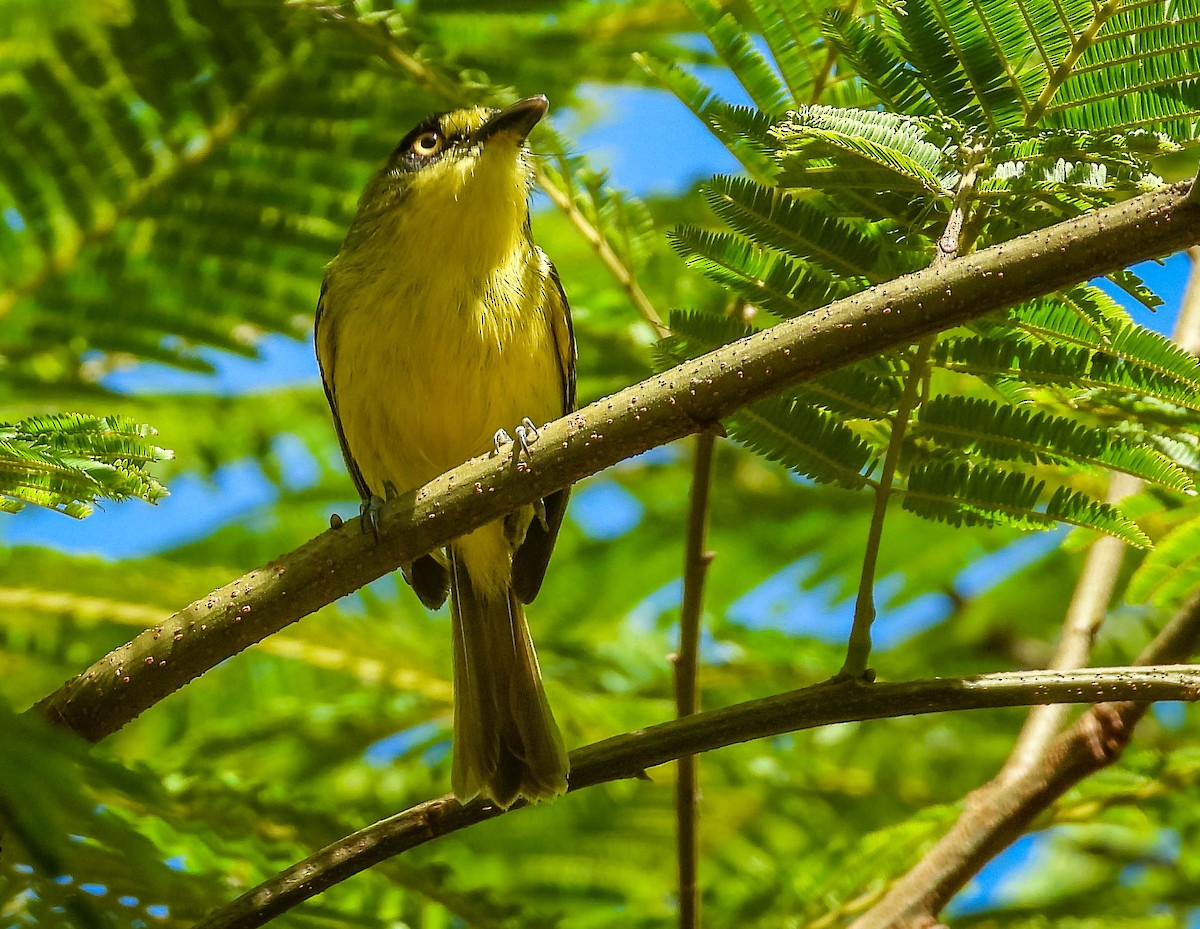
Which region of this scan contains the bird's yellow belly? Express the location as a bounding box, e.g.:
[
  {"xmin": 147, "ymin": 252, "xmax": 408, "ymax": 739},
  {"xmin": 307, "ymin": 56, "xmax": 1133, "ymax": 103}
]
[{"xmin": 329, "ymin": 268, "xmax": 562, "ymax": 500}]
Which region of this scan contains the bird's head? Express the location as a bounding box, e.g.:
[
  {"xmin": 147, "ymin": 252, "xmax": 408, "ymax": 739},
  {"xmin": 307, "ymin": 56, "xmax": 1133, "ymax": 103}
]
[{"xmin": 349, "ymin": 96, "xmax": 548, "ymax": 242}]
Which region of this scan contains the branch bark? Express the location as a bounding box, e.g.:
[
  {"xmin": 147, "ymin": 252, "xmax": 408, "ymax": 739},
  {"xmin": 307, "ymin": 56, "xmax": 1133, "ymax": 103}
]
[
  {"xmin": 33, "ymin": 178, "xmax": 1200, "ymax": 743},
  {"xmin": 846, "ymin": 592, "xmax": 1200, "ymax": 929},
  {"xmin": 193, "ymin": 663, "xmax": 1200, "ymax": 929}
]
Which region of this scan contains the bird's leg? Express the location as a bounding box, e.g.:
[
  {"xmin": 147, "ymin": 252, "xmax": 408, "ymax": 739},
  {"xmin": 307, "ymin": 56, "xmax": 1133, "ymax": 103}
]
[
  {"xmin": 497, "ymin": 418, "xmax": 549, "ymax": 458},
  {"xmin": 360, "ymin": 481, "xmax": 398, "ymax": 542},
  {"xmin": 360, "ymin": 495, "xmax": 384, "ymax": 540},
  {"xmin": 496, "ymin": 420, "xmax": 550, "ymax": 529}
]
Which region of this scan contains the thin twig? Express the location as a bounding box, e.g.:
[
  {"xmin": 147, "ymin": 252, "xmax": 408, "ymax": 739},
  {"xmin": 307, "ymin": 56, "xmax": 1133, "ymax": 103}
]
[
  {"xmin": 840, "ymin": 150, "xmax": 984, "ymax": 678},
  {"xmin": 810, "ymin": 0, "xmax": 858, "ymax": 104},
  {"xmin": 33, "ymin": 179, "xmax": 1200, "ymax": 743},
  {"xmin": 840, "ymin": 335, "xmax": 934, "ymax": 678},
  {"xmin": 1025, "ymin": 0, "xmax": 1123, "ymax": 126},
  {"xmin": 193, "ymin": 663, "xmax": 1200, "ymax": 929},
  {"xmin": 673, "ymin": 431, "xmax": 717, "ymax": 929}
]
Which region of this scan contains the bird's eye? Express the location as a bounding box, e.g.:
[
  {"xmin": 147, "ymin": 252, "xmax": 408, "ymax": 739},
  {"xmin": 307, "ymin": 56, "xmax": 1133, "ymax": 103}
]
[{"xmin": 410, "ymin": 131, "xmax": 443, "ymax": 158}]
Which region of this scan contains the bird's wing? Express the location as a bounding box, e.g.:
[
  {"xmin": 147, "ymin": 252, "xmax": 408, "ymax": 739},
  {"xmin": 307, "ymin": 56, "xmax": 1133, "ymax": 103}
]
[
  {"xmin": 512, "ymin": 256, "xmax": 576, "ymax": 605},
  {"xmin": 315, "ymin": 280, "xmax": 371, "ymax": 503}
]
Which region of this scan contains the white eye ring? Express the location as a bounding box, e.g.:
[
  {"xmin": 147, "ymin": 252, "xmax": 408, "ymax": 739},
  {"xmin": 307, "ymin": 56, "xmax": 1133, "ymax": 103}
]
[{"xmin": 411, "ymin": 131, "xmax": 443, "ymax": 157}]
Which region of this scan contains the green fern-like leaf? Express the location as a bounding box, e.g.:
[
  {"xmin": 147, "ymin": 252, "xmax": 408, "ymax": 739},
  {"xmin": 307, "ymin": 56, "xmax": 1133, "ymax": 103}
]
[
  {"xmin": 1040, "ymin": 0, "xmax": 1200, "ymax": 140},
  {"xmin": 657, "ymin": 308, "xmax": 757, "ymax": 368},
  {"xmin": 538, "ymin": 129, "xmax": 656, "ymax": 288},
  {"xmin": 1127, "ymin": 512, "xmax": 1200, "ymax": 608},
  {"xmin": 796, "ymin": 359, "xmax": 906, "ymax": 421},
  {"xmin": 742, "ymin": 0, "xmax": 825, "ymax": 106},
  {"xmin": 660, "ymin": 308, "xmax": 902, "ymax": 421},
  {"xmin": 681, "ymin": 0, "xmax": 791, "ymax": 113},
  {"xmin": 876, "ymin": 0, "xmax": 1003, "ymax": 127},
  {"xmin": 822, "ymin": 9, "xmax": 939, "ymax": 116},
  {"xmin": 902, "ymin": 458, "xmax": 1150, "ymax": 547},
  {"xmin": 0, "ymin": 413, "xmax": 171, "ymax": 517},
  {"xmin": 730, "ymin": 395, "xmax": 875, "ymax": 489},
  {"xmin": 980, "ymin": 128, "xmax": 1174, "ymax": 198},
  {"xmin": 771, "ymin": 105, "xmax": 955, "ymax": 194},
  {"xmin": 669, "ymin": 226, "xmax": 854, "ymax": 317},
  {"xmin": 1010, "ymin": 287, "xmax": 1127, "ymax": 346},
  {"xmin": 1107, "ymin": 267, "xmax": 1166, "ymax": 311},
  {"xmin": 634, "ymin": 53, "xmax": 777, "ymax": 180},
  {"xmin": 915, "ymin": 396, "xmax": 1194, "ymax": 491},
  {"xmin": 703, "ymin": 175, "xmax": 915, "ymax": 281},
  {"xmin": 932, "ymin": 332, "xmax": 1200, "ymax": 414}
]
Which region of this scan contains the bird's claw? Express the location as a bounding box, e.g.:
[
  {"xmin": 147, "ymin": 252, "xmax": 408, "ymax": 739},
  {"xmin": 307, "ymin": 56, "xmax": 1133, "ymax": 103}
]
[
  {"xmin": 360, "ymin": 494, "xmax": 385, "ymax": 541},
  {"xmin": 515, "ymin": 417, "xmax": 541, "ymax": 455},
  {"xmin": 495, "ymin": 418, "xmax": 547, "ymax": 458}
]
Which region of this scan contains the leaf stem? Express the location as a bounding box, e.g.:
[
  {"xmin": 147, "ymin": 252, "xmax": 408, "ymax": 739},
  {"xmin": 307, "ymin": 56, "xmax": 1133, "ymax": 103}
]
[
  {"xmin": 1025, "ymin": 0, "xmax": 1123, "ymax": 126},
  {"xmin": 673, "ymin": 431, "xmax": 717, "ymax": 929},
  {"xmin": 810, "ymin": 0, "xmax": 858, "ymax": 104},
  {"xmin": 533, "ymin": 162, "xmax": 669, "ymax": 337},
  {"xmin": 846, "ymin": 591, "xmax": 1200, "ymax": 929}
]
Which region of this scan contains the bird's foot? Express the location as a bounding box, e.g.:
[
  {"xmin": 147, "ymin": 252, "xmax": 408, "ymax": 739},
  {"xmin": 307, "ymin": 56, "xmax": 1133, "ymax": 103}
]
[
  {"xmin": 515, "ymin": 417, "xmax": 541, "ymax": 455},
  {"xmin": 494, "ymin": 417, "xmax": 547, "ymax": 458},
  {"xmin": 360, "ymin": 494, "xmax": 385, "ymax": 541}
]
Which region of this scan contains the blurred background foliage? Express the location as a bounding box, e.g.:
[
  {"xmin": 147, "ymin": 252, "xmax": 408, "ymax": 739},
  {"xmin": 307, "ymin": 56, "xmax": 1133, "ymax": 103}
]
[{"xmin": 1, "ymin": 0, "xmax": 1200, "ymax": 927}]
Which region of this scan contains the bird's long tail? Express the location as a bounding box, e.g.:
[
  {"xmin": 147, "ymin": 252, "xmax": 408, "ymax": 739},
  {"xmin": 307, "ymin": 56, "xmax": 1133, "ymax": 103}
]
[{"xmin": 450, "ymin": 550, "xmax": 568, "ymax": 808}]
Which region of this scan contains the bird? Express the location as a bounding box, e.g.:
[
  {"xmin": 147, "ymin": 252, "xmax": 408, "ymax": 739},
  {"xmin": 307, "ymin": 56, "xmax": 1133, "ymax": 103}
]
[{"xmin": 315, "ymin": 95, "xmax": 574, "ymax": 808}]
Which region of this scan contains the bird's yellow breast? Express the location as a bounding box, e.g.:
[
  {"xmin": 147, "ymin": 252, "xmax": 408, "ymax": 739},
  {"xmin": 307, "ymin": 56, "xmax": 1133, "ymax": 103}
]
[{"xmin": 318, "ymin": 142, "xmax": 563, "ymax": 500}]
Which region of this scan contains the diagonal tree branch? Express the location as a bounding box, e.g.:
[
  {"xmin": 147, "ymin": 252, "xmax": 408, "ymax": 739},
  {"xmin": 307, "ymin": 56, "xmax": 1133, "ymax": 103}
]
[
  {"xmin": 999, "ymin": 471, "xmax": 1141, "ymax": 780},
  {"xmin": 193, "ymin": 663, "xmax": 1200, "ymax": 929},
  {"xmin": 31, "ymin": 178, "xmax": 1200, "ymax": 743},
  {"xmin": 846, "ymin": 590, "xmax": 1200, "ymax": 929},
  {"xmin": 842, "ymin": 247, "xmax": 1200, "ymax": 929},
  {"xmin": 1002, "ymin": 258, "xmax": 1200, "ymax": 779}
]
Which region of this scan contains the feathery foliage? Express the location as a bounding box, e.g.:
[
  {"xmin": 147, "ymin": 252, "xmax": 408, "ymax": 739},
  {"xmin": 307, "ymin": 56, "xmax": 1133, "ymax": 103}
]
[
  {"xmin": 651, "ymin": 0, "xmax": 1200, "ymax": 546},
  {"xmin": 0, "ymin": 413, "xmax": 169, "ymax": 517},
  {"xmin": 2, "ymin": 0, "xmax": 1199, "ymax": 926}
]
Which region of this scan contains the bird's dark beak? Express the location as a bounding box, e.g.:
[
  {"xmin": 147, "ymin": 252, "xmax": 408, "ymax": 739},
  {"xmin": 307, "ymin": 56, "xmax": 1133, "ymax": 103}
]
[{"xmin": 476, "ymin": 95, "xmax": 548, "ymax": 144}]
